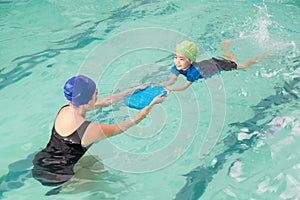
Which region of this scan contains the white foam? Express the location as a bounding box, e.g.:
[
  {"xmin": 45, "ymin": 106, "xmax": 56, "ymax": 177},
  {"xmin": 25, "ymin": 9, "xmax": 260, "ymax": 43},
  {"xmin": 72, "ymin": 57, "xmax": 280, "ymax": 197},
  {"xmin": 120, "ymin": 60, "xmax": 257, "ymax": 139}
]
[
  {"xmin": 253, "ymin": 4, "xmax": 272, "ymax": 43},
  {"xmin": 267, "ymin": 116, "xmax": 294, "ymax": 132},
  {"xmin": 229, "ymin": 160, "xmax": 245, "ymax": 182}
]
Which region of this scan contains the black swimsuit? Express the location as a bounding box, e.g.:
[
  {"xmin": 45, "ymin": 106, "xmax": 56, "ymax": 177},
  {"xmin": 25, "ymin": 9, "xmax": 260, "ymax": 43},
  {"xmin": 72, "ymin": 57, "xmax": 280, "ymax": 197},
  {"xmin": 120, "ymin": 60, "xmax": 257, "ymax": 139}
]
[{"xmin": 32, "ymin": 105, "xmax": 91, "ymax": 186}]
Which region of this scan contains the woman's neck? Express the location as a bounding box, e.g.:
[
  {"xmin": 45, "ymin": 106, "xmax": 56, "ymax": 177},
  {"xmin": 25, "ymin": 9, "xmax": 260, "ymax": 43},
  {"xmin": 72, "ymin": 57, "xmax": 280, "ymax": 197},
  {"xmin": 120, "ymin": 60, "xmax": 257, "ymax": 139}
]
[{"xmin": 70, "ymin": 104, "xmax": 86, "ymax": 118}]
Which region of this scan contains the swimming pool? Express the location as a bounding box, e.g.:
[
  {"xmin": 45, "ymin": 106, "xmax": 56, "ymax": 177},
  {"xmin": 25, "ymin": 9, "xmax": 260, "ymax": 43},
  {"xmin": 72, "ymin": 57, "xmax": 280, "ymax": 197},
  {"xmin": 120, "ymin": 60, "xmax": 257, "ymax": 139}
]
[{"xmin": 1, "ymin": 0, "xmax": 299, "ymax": 199}]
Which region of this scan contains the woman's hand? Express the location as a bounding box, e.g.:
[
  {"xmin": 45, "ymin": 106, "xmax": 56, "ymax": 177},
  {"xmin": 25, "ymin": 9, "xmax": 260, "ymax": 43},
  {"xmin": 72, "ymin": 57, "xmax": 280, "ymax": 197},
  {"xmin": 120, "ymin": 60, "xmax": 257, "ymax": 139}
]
[
  {"xmin": 149, "ymin": 93, "xmax": 166, "ymax": 106},
  {"xmin": 133, "ymin": 93, "xmax": 166, "ymax": 124},
  {"xmin": 150, "ymin": 83, "xmax": 161, "ymax": 87}
]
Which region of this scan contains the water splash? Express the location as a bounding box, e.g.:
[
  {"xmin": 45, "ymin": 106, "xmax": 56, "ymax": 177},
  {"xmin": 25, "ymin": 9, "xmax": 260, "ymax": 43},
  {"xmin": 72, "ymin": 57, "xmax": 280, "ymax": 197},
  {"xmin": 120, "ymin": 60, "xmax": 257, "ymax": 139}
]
[
  {"xmin": 239, "ymin": 3, "xmax": 272, "ymax": 42},
  {"xmin": 253, "ymin": 4, "xmax": 272, "ymax": 43},
  {"xmin": 239, "ymin": 3, "xmax": 297, "ymax": 55}
]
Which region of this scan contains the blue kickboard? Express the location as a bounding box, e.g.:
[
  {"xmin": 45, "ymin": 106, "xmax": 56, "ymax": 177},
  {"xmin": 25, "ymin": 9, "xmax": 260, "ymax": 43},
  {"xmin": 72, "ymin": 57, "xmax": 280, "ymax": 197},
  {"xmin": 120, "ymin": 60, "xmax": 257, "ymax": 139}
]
[{"xmin": 124, "ymin": 86, "xmax": 166, "ymax": 110}]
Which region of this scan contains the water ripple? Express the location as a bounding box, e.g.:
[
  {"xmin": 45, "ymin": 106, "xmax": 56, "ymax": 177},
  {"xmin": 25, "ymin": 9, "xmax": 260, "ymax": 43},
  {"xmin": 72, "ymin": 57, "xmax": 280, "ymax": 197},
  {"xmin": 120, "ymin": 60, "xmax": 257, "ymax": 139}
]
[
  {"xmin": 175, "ymin": 76, "xmax": 299, "ymax": 200},
  {"xmin": 0, "ymin": 1, "xmax": 180, "ymax": 90}
]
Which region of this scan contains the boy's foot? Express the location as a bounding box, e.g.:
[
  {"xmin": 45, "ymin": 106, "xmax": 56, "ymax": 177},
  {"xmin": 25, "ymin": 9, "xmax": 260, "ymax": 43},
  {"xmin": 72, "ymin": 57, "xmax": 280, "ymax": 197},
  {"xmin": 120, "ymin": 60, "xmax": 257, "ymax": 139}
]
[
  {"xmin": 221, "ymin": 39, "xmax": 234, "ymax": 50},
  {"xmin": 221, "ymin": 39, "xmax": 237, "ymax": 62},
  {"xmin": 253, "ymin": 54, "xmax": 269, "ymax": 62},
  {"xmin": 237, "ymin": 54, "xmax": 269, "ymax": 68}
]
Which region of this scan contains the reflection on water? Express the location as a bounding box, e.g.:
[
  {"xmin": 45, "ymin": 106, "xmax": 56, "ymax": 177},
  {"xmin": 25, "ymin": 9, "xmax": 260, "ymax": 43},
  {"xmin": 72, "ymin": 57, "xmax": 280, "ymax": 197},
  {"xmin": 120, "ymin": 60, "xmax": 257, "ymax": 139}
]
[
  {"xmin": 0, "ymin": 154, "xmax": 131, "ymax": 198},
  {"xmin": 57, "ymin": 155, "xmax": 131, "ymax": 199},
  {"xmin": 0, "ymin": 152, "xmax": 34, "ymax": 198}
]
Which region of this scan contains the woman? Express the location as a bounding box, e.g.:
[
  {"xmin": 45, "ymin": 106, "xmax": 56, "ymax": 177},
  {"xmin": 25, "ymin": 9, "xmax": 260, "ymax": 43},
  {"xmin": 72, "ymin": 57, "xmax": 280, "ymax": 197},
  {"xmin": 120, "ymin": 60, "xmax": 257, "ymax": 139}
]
[{"xmin": 32, "ymin": 75, "xmax": 165, "ymax": 186}]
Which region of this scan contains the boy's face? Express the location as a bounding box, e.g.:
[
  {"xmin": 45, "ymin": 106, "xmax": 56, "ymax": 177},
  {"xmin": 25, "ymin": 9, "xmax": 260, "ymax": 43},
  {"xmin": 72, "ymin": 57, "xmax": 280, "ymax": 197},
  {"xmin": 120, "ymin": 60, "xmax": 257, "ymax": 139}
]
[{"xmin": 174, "ymin": 51, "xmax": 192, "ymax": 71}]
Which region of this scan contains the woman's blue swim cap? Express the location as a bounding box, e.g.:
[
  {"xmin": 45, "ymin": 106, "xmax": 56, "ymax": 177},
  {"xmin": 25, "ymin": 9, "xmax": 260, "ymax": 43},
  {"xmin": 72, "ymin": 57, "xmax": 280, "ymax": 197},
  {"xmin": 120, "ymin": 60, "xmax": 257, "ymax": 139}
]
[{"xmin": 63, "ymin": 75, "xmax": 96, "ymax": 106}]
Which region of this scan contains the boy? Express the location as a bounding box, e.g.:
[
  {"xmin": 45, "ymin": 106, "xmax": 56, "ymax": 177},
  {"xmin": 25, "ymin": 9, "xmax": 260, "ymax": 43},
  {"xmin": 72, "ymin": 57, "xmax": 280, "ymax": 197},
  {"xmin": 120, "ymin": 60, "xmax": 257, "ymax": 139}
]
[{"xmin": 159, "ymin": 40, "xmax": 266, "ymax": 93}]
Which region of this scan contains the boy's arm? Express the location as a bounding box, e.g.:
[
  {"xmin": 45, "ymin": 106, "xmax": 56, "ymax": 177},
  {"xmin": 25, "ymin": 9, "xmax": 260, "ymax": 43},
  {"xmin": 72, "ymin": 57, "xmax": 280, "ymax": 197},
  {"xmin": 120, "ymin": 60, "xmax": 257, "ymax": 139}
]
[
  {"xmin": 168, "ymin": 81, "xmax": 192, "ymax": 92},
  {"xmin": 158, "ymin": 74, "xmax": 178, "ymax": 87}
]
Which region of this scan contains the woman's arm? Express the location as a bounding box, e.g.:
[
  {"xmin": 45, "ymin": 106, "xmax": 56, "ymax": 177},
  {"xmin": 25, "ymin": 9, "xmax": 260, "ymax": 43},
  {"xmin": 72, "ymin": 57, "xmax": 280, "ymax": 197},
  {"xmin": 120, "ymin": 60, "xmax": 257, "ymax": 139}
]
[
  {"xmin": 94, "ymin": 85, "xmax": 148, "ymax": 108},
  {"xmin": 82, "ymin": 94, "xmax": 165, "ymax": 145}
]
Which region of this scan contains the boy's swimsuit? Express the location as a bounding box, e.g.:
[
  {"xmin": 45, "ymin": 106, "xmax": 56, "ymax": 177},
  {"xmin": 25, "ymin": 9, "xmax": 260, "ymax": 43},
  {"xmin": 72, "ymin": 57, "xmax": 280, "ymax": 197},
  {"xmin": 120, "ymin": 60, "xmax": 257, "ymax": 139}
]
[
  {"xmin": 171, "ymin": 57, "xmax": 237, "ymax": 82},
  {"xmin": 32, "ymin": 105, "xmax": 91, "ymax": 186}
]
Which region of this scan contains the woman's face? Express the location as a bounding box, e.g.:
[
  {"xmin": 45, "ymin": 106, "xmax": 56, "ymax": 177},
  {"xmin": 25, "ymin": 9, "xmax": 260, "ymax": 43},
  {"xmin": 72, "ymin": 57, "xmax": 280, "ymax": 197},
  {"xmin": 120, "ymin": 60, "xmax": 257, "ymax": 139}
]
[
  {"xmin": 174, "ymin": 51, "xmax": 192, "ymax": 71},
  {"xmin": 87, "ymin": 89, "xmax": 98, "ymax": 108},
  {"xmin": 92, "ymin": 89, "xmax": 98, "ymax": 102}
]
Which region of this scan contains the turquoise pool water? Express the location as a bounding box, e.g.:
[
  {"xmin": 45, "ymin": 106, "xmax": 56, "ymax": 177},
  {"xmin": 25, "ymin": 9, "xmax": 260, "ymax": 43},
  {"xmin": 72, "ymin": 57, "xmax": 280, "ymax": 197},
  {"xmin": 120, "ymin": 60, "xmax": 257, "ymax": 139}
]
[{"xmin": 1, "ymin": 0, "xmax": 300, "ymax": 199}]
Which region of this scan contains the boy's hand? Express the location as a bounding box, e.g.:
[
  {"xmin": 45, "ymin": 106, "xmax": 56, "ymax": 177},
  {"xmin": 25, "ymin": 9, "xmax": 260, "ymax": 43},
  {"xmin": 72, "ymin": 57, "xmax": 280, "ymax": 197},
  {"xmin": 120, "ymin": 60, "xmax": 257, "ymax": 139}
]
[{"xmin": 164, "ymin": 88, "xmax": 172, "ymax": 96}]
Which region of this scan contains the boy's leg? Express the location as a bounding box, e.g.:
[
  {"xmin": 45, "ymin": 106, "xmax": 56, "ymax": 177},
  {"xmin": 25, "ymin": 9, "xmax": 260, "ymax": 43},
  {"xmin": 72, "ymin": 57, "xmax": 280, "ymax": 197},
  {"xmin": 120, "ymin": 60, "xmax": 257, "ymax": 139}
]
[
  {"xmin": 220, "ymin": 39, "xmax": 237, "ymax": 63},
  {"xmin": 221, "ymin": 39, "xmax": 268, "ymax": 69},
  {"xmin": 237, "ymin": 54, "xmax": 268, "ymax": 68}
]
